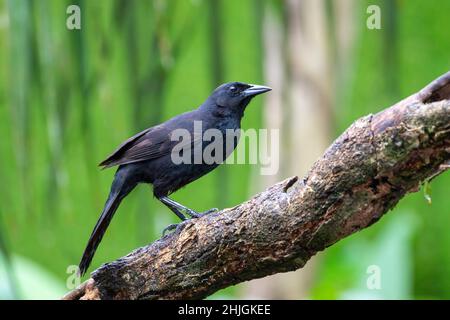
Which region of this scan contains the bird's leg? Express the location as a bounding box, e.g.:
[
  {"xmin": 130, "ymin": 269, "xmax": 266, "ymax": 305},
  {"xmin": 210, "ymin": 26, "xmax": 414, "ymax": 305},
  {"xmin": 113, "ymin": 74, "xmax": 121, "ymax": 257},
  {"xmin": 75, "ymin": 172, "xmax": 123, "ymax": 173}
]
[
  {"xmin": 158, "ymin": 197, "xmax": 189, "ymax": 236},
  {"xmin": 158, "ymin": 196, "xmax": 218, "ymax": 236},
  {"xmin": 158, "ymin": 196, "xmax": 218, "ymax": 219},
  {"xmin": 158, "ymin": 197, "xmax": 188, "ymax": 221}
]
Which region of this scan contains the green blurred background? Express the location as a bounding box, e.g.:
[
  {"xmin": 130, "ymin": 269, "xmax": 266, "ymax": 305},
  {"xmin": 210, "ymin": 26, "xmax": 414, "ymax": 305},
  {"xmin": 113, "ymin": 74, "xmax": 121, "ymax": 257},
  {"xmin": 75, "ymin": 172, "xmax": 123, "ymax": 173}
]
[{"xmin": 0, "ymin": 0, "xmax": 449, "ymax": 299}]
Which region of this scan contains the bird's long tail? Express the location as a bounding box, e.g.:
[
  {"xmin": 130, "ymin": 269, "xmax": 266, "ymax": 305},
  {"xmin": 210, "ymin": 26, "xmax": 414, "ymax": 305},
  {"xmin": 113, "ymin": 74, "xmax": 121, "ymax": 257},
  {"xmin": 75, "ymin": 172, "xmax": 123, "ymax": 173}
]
[{"xmin": 78, "ymin": 170, "xmax": 136, "ymax": 276}]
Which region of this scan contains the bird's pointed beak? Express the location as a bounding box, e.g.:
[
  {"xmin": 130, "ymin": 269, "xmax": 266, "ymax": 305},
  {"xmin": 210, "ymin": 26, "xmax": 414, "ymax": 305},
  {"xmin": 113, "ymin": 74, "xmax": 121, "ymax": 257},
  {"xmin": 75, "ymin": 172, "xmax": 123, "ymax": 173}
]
[{"xmin": 243, "ymin": 84, "xmax": 272, "ymax": 97}]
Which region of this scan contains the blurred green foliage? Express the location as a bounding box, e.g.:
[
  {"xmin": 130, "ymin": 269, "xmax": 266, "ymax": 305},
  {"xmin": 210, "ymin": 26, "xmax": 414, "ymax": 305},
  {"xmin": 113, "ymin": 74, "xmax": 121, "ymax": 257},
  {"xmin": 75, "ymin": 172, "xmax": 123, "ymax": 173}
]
[
  {"xmin": 314, "ymin": 0, "xmax": 450, "ymax": 300},
  {"xmin": 0, "ymin": 0, "xmax": 448, "ymax": 299},
  {"xmin": 0, "ymin": 0, "xmax": 263, "ymax": 299}
]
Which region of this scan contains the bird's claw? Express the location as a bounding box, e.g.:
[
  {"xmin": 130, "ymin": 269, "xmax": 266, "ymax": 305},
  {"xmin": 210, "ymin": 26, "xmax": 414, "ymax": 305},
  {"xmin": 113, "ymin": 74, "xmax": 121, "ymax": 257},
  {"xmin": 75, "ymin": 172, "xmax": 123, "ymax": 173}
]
[
  {"xmin": 162, "ymin": 223, "xmax": 180, "ymax": 236},
  {"xmin": 203, "ymin": 207, "xmax": 219, "ymax": 215},
  {"xmin": 162, "ymin": 208, "xmax": 219, "ymax": 235},
  {"xmin": 187, "ymin": 207, "xmax": 219, "ymax": 218}
]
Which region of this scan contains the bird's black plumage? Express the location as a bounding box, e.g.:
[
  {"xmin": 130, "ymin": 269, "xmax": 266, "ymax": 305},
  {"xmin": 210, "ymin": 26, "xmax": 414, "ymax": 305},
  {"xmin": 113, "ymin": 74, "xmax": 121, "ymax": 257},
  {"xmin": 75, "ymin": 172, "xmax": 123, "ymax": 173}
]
[{"xmin": 78, "ymin": 82, "xmax": 271, "ymax": 276}]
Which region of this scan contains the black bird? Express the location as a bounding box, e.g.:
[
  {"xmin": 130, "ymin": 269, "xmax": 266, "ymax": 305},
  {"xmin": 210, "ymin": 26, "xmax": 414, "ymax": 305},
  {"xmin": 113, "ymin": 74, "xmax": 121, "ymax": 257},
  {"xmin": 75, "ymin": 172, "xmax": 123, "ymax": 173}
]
[{"xmin": 78, "ymin": 82, "xmax": 271, "ymax": 276}]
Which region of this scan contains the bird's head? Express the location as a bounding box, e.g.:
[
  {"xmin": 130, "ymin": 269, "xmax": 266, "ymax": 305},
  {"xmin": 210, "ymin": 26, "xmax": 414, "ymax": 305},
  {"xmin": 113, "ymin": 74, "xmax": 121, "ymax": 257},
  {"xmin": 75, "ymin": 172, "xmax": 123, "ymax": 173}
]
[{"xmin": 204, "ymin": 82, "xmax": 271, "ymax": 116}]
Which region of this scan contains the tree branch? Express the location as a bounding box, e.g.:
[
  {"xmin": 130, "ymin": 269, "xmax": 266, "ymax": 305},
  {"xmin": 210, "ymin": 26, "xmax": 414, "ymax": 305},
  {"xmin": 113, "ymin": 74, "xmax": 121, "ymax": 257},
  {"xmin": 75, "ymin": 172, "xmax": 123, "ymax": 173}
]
[{"xmin": 63, "ymin": 71, "xmax": 450, "ymax": 300}]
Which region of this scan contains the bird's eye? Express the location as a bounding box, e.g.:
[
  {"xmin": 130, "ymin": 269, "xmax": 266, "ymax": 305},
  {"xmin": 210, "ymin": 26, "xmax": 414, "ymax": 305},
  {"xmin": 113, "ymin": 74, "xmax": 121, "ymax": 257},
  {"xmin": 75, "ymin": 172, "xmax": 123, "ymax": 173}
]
[{"xmin": 229, "ymin": 86, "xmax": 237, "ymax": 93}]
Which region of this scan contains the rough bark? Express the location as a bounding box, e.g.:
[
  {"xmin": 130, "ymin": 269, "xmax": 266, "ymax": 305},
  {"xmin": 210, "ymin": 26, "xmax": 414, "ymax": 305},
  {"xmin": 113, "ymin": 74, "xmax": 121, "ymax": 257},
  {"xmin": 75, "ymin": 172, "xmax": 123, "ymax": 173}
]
[
  {"xmin": 63, "ymin": 72, "xmax": 450, "ymax": 300},
  {"xmin": 244, "ymin": 0, "xmax": 335, "ymax": 299}
]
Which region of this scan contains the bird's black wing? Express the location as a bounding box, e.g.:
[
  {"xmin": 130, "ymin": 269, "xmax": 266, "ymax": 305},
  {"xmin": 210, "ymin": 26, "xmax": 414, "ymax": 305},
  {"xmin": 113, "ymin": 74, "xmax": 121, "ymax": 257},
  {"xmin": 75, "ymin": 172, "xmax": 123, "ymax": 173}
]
[
  {"xmin": 99, "ymin": 124, "xmax": 174, "ymax": 168},
  {"xmin": 99, "ymin": 111, "xmax": 201, "ymax": 168}
]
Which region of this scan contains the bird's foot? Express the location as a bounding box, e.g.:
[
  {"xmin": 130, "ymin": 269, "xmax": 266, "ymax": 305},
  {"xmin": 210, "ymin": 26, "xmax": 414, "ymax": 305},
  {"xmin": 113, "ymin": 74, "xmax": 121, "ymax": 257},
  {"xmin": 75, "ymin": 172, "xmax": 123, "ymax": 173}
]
[
  {"xmin": 186, "ymin": 207, "xmax": 219, "ymax": 219},
  {"xmin": 162, "ymin": 223, "xmax": 180, "ymax": 236},
  {"xmin": 162, "ymin": 208, "xmax": 219, "ymax": 235}
]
